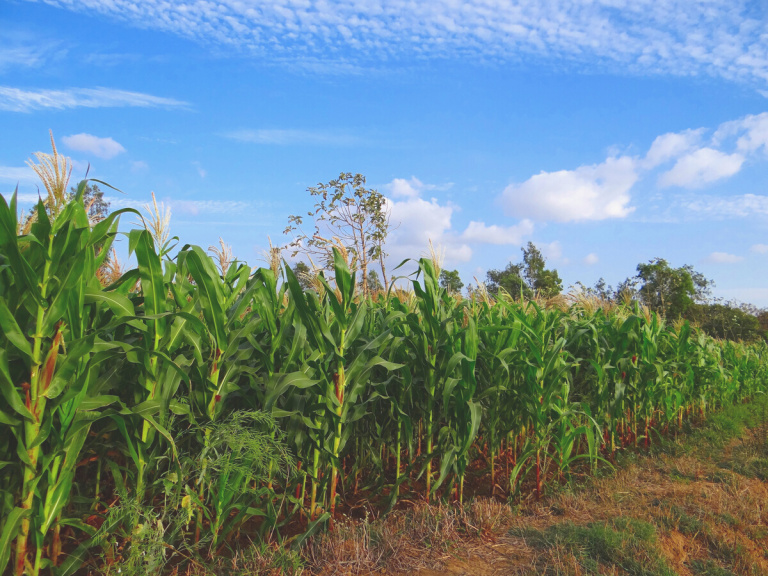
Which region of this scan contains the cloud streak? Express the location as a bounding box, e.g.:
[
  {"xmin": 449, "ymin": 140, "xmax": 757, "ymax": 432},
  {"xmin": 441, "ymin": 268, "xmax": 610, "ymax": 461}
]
[
  {"xmin": 0, "ymin": 166, "xmax": 36, "ymax": 183},
  {"xmin": 31, "ymin": 0, "xmax": 768, "ymax": 86},
  {"xmin": 0, "ymin": 86, "xmax": 190, "ymax": 112},
  {"xmin": 705, "ymin": 251, "xmax": 744, "ymax": 264},
  {"xmin": 223, "ymin": 129, "xmax": 360, "ymax": 146},
  {"xmin": 62, "ymin": 133, "xmax": 126, "ymax": 159}
]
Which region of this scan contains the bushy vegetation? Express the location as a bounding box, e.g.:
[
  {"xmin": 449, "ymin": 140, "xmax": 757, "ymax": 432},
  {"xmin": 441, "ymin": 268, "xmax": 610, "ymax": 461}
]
[{"xmin": 2, "ymin": 176, "xmax": 768, "ymax": 576}]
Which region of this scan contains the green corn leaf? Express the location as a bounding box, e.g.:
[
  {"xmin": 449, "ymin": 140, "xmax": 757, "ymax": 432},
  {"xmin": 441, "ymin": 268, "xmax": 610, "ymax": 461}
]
[
  {"xmin": 332, "ymin": 246, "xmax": 354, "ymax": 306},
  {"xmin": 130, "ymin": 228, "xmax": 167, "ymax": 338},
  {"xmin": 0, "ymin": 507, "xmax": 29, "ymax": 574},
  {"xmin": 184, "ymin": 246, "xmax": 228, "ymax": 349},
  {"xmin": 0, "ymin": 349, "xmax": 32, "ymax": 420},
  {"xmin": 84, "ymin": 287, "xmax": 135, "ymax": 317},
  {"xmin": 0, "ymin": 298, "xmax": 32, "ymax": 360}
]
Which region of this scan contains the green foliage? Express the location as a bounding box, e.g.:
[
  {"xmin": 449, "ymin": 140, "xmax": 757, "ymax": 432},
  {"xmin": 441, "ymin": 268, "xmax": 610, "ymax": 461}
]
[
  {"xmin": 291, "ymin": 261, "xmax": 315, "ymax": 291},
  {"xmin": 486, "ymin": 242, "xmax": 562, "ymax": 298},
  {"xmin": 687, "ymin": 303, "xmax": 763, "ymax": 342},
  {"xmin": 284, "ymin": 172, "xmax": 390, "ymax": 297},
  {"xmin": 485, "ymin": 261, "xmax": 529, "ymax": 299},
  {"xmin": 439, "ymin": 268, "xmax": 464, "ymax": 294},
  {"xmin": 366, "ymin": 269, "xmax": 383, "ymax": 293},
  {"xmin": 513, "ymin": 517, "xmax": 675, "ymax": 576},
  {"xmin": 634, "ymin": 258, "xmax": 711, "ymax": 319}
]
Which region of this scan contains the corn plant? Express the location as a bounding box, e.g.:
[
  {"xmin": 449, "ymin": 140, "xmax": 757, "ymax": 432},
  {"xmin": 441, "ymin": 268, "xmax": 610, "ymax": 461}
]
[{"xmin": 0, "ymin": 185, "xmax": 134, "ymax": 576}]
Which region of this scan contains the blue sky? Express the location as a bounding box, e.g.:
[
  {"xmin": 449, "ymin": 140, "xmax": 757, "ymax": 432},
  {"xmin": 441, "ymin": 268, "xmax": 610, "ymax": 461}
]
[{"xmin": 3, "ymin": 0, "xmax": 768, "ymax": 303}]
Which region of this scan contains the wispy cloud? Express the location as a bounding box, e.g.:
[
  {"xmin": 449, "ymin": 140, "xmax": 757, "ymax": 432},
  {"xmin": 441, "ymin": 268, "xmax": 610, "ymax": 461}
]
[
  {"xmin": 705, "ymin": 251, "xmax": 744, "ymax": 264},
  {"xmin": 0, "ymin": 166, "xmax": 36, "ymax": 183},
  {"xmin": 461, "ymin": 220, "xmax": 534, "ymax": 245},
  {"xmin": 683, "ymin": 194, "xmax": 768, "ymax": 219},
  {"xmin": 33, "ymin": 0, "xmax": 768, "ymax": 86},
  {"xmin": 104, "ymin": 196, "xmax": 253, "ymax": 216},
  {"xmin": 62, "ymin": 133, "xmax": 126, "ymax": 159},
  {"xmin": 384, "ymin": 176, "xmax": 453, "ymax": 199},
  {"xmin": 0, "ymin": 30, "xmax": 65, "ymax": 73},
  {"xmin": 223, "ymin": 129, "xmax": 360, "ymax": 146},
  {"xmin": 0, "ymin": 86, "xmax": 190, "ymax": 112}
]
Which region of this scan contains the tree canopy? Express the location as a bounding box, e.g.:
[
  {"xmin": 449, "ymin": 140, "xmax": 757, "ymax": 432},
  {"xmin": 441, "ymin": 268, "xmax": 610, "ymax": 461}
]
[
  {"xmin": 284, "ymin": 173, "xmax": 390, "ymax": 298},
  {"xmin": 632, "ymin": 258, "xmax": 711, "ymax": 319},
  {"xmin": 485, "ymin": 242, "xmax": 562, "ymax": 299},
  {"xmin": 439, "ymin": 269, "xmax": 464, "ymax": 294}
]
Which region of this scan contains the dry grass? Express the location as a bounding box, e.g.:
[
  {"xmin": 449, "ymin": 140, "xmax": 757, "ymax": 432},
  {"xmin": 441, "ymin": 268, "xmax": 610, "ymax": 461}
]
[
  {"xmin": 303, "ymin": 399, "xmax": 768, "ymax": 576},
  {"xmin": 303, "ymin": 499, "xmax": 513, "ymax": 575}
]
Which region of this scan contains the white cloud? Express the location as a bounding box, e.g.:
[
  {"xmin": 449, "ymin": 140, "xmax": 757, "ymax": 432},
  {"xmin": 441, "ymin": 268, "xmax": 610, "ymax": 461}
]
[
  {"xmin": 501, "ymin": 156, "xmax": 637, "ymax": 222},
  {"xmin": 382, "ymin": 177, "xmax": 530, "ymax": 267},
  {"xmin": 62, "ymin": 133, "xmax": 126, "ymax": 159},
  {"xmin": 583, "ymin": 253, "xmax": 599, "ymax": 265},
  {"xmin": 35, "ymin": 0, "xmax": 768, "ymax": 86},
  {"xmin": 0, "ymin": 166, "xmax": 36, "ymax": 183},
  {"xmin": 461, "ymin": 219, "xmax": 534, "ymax": 245},
  {"xmin": 684, "ymin": 193, "xmax": 768, "ymax": 218},
  {"xmin": 192, "ymin": 161, "xmax": 206, "ymax": 179},
  {"xmin": 385, "ymin": 195, "xmax": 470, "ymax": 263},
  {"xmin": 714, "ymin": 112, "xmax": 768, "ymax": 154},
  {"xmin": 658, "ymin": 148, "xmax": 744, "ymax": 188},
  {"xmin": 500, "ymin": 112, "xmax": 768, "ymax": 225},
  {"xmin": 643, "ymin": 129, "xmax": 704, "ymax": 169},
  {"xmin": 539, "ymin": 241, "xmax": 568, "ymax": 264},
  {"xmin": 0, "ymin": 86, "xmax": 190, "ymax": 112},
  {"xmin": 705, "ymin": 251, "xmax": 744, "ymax": 264},
  {"xmin": 223, "ymin": 129, "xmax": 358, "ymax": 146},
  {"xmin": 751, "ymin": 244, "xmax": 768, "ymax": 254},
  {"xmin": 131, "ymin": 160, "xmax": 148, "ymax": 172},
  {"xmin": 386, "ymin": 177, "xmax": 427, "ymax": 199}
]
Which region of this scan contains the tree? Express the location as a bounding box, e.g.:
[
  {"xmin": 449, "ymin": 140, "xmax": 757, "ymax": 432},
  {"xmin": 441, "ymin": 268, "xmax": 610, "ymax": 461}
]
[
  {"xmin": 74, "ymin": 182, "xmax": 110, "ymax": 224},
  {"xmin": 485, "ymin": 261, "xmax": 530, "ymax": 299},
  {"xmin": 284, "ymin": 173, "xmax": 390, "ymax": 298},
  {"xmin": 634, "ymin": 258, "xmax": 711, "ymax": 319},
  {"xmin": 291, "ymin": 261, "xmax": 315, "ymax": 292},
  {"xmin": 687, "ymin": 302, "xmax": 762, "ymax": 342},
  {"xmin": 522, "ymin": 242, "xmax": 562, "ymax": 297},
  {"xmin": 485, "ymin": 242, "xmax": 562, "ymax": 299},
  {"xmin": 367, "ymin": 270, "xmax": 383, "ymax": 294},
  {"xmin": 574, "ymin": 278, "xmax": 614, "ymax": 301},
  {"xmin": 439, "ymin": 269, "xmax": 464, "ymax": 294}
]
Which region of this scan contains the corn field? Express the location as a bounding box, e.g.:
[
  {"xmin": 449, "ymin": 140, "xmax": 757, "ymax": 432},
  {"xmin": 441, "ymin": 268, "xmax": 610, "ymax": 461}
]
[{"xmin": 1, "ymin": 185, "xmax": 768, "ymax": 575}]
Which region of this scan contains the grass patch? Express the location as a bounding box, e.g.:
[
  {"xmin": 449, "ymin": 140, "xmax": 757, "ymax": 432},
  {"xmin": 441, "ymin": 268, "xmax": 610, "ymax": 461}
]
[
  {"xmin": 511, "ymin": 517, "xmax": 674, "ymax": 576},
  {"xmin": 691, "ymin": 559, "xmax": 738, "ymax": 576}
]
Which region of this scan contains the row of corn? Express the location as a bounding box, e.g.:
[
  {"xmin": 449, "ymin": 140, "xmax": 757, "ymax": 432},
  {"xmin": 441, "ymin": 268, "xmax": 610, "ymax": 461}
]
[{"xmin": 1, "ymin": 186, "xmax": 767, "ymax": 575}]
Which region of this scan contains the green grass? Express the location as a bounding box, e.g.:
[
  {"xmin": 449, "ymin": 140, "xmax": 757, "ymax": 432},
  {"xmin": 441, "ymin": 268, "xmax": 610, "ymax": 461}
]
[
  {"xmin": 691, "ymin": 560, "xmax": 738, "ymax": 576},
  {"xmin": 511, "ymin": 517, "xmax": 675, "ymax": 576}
]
